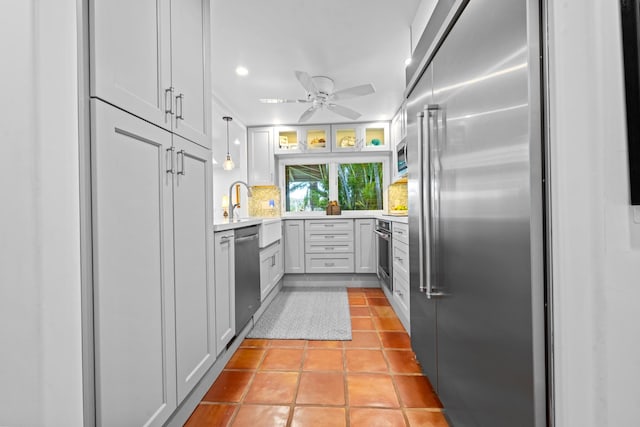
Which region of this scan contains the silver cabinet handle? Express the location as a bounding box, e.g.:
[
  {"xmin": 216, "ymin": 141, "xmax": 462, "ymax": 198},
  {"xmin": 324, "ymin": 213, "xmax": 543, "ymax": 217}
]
[
  {"xmin": 176, "ymin": 93, "xmax": 184, "ymax": 120},
  {"xmin": 235, "ymin": 234, "xmax": 259, "ymax": 243},
  {"xmin": 271, "ymin": 255, "xmax": 276, "ymax": 267},
  {"xmin": 395, "ymin": 257, "xmax": 403, "ymax": 262},
  {"xmin": 166, "ymin": 146, "xmax": 175, "ymax": 174},
  {"xmin": 324, "ymin": 224, "xmax": 334, "ymax": 227},
  {"xmin": 326, "ymin": 247, "xmax": 334, "ymax": 251},
  {"xmin": 165, "ymin": 87, "xmax": 174, "ymax": 115},
  {"xmin": 324, "ymin": 235, "xmax": 335, "ymax": 239},
  {"xmin": 324, "ymin": 262, "xmax": 335, "ymax": 267},
  {"xmin": 177, "ymin": 150, "xmax": 185, "ymax": 175}
]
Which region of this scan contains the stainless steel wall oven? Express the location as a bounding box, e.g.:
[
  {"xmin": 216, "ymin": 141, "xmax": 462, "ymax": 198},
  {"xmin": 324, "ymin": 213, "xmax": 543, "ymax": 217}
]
[{"xmin": 374, "ymin": 218, "xmax": 392, "ymax": 291}]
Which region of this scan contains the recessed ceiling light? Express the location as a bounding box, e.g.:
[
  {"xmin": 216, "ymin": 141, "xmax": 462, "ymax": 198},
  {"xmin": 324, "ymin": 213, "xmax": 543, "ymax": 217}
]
[
  {"xmin": 233, "ymin": 138, "xmax": 241, "ymax": 145},
  {"xmin": 404, "ymin": 58, "xmax": 412, "ymax": 66},
  {"xmin": 235, "ymin": 66, "xmax": 249, "ymax": 76}
]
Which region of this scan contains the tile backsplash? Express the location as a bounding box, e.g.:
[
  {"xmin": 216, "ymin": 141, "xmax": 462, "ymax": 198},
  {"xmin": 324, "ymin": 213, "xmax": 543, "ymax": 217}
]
[
  {"xmin": 388, "ymin": 179, "xmax": 408, "ymax": 211},
  {"xmin": 248, "ymin": 186, "xmax": 281, "ymax": 217}
]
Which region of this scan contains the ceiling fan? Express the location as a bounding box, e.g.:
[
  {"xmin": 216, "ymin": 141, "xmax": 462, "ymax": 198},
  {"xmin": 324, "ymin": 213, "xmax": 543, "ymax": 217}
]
[{"xmin": 259, "ymin": 70, "xmax": 376, "ymax": 123}]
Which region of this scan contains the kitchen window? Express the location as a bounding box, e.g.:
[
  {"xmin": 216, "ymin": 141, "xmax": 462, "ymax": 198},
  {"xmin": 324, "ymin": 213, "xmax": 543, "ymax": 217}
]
[
  {"xmin": 337, "ymin": 162, "xmax": 384, "ymax": 210},
  {"xmin": 284, "ymin": 164, "xmax": 329, "ymax": 212},
  {"xmin": 280, "ymin": 156, "xmax": 387, "ymax": 213}
]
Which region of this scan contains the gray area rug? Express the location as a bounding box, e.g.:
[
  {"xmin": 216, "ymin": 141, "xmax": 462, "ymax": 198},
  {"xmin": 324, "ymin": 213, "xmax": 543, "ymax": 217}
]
[{"xmin": 247, "ymin": 287, "xmax": 352, "ymax": 340}]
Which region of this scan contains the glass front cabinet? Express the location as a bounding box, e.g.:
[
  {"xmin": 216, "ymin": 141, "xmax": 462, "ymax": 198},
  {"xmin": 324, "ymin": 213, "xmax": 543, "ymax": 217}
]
[
  {"xmin": 331, "ymin": 122, "xmax": 389, "ymax": 152},
  {"xmin": 274, "ymin": 125, "xmax": 331, "ymax": 154}
]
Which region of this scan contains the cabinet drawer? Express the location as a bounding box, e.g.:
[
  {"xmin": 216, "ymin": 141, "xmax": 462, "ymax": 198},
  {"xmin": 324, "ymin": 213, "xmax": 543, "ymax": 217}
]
[
  {"xmin": 305, "ymin": 229, "xmax": 354, "ymax": 242},
  {"xmin": 305, "ymin": 241, "xmax": 354, "ymax": 253},
  {"xmin": 306, "ymin": 219, "xmax": 353, "ymax": 231},
  {"xmin": 392, "ymin": 222, "xmax": 409, "ymax": 245},
  {"xmin": 392, "ymin": 273, "xmax": 410, "ymax": 315},
  {"xmin": 305, "ymin": 254, "xmax": 354, "ymax": 273},
  {"xmin": 392, "ymin": 241, "xmax": 409, "ymax": 280}
]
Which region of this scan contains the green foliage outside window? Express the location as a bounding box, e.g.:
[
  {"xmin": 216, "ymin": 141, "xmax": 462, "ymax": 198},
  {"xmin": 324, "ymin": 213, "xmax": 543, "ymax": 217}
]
[
  {"xmin": 337, "ymin": 163, "xmax": 383, "ymax": 210},
  {"xmin": 285, "ymin": 164, "xmax": 329, "ymax": 212}
]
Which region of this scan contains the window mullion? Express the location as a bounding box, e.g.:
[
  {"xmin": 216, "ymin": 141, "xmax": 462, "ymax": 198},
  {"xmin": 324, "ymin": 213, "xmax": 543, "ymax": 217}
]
[{"xmin": 329, "ymin": 161, "xmax": 338, "ymax": 201}]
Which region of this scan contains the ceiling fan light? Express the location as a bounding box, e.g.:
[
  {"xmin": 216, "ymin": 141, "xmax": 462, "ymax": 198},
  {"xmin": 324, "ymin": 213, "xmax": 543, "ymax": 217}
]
[{"xmin": 222, "ymin": 154, "xmax": 235, "ymax": 171}]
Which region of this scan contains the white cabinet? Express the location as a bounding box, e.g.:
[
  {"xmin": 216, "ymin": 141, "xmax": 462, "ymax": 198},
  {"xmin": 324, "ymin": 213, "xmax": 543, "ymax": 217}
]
[
  {"xmin": 304, "ymin": 219, "xmax": 355, "ymax": 273},
  {"xmin": 274, "ymin": 125, "xmax": 331, "ymax": 154},
  {"xmin": 90, "ymin": 0, "xmax": 211, "ymax": 149},
  {"xmin": 214, "ymin": 230, "xmax": 235, "ymax": 355},
  {"xmin": 92, "ymin": 100, "xmax": 215, "ymax": 426},
  {"xmin": 260, "ymin": 241, "xmax": 284, "ymax": 300},
  {"xmin": 284, "ymin": 220, "xmax": 305, "ymax": 273},
  {"xmin": 355, "ymin": 219, "xmax": 376, "ymax": 273},
  {"xmin": 248, "ymin": 127, "xmax": 275, "ymax": 185},
  {"xmin": 173, "ymin": 135, "xmax": 215, "ymax": 402},
  {"xmin": 331, "ymin": 122, "xmax": 390, "ymax": 152},
  {"xmin": 92, "ymin": 101, "xmax": 177, "ymax": 427},
  {"xmin": 391, "ymin": 222, "xmax": 410, "ymax": 327}
]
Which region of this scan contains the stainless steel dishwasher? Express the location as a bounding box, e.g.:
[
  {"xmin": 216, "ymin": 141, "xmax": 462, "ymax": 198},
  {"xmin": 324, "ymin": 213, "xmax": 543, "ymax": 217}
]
[{"xmin": 234, "ymin": 225, "xmax": 261, "ymax": 331}]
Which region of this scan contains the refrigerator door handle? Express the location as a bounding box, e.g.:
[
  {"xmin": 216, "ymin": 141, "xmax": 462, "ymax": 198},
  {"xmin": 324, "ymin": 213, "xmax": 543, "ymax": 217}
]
[
  {"xmin": 417, "ymin": 111, "xmax": 427, "ymax": 293},
  {"xmin": 426, "ymin": 105, "xmax": 446, "ymax": 299}
]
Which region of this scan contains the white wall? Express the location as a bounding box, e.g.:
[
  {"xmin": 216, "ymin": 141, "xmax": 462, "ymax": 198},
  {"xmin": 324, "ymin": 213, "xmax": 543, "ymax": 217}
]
[
  {"xmin": 0, "ymin": 1, "xmax": 84, "ymax": 426},
  {"xmin": 547, "ymin": 0, "xmax": 640, "ymax": 425},
  {"xmin": 211, "ymin": 95, "xmax": 249, "ymax": 222}
]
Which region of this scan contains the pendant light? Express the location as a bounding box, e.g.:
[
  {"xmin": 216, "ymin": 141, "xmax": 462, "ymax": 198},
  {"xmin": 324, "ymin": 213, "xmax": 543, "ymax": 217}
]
[{"xmin": 222, "ymin": 116, "xmax": 235, "ymax": 171}]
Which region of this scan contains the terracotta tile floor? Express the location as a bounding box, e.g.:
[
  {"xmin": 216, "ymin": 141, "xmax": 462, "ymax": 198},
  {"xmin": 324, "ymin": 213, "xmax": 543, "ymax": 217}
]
[{"xmin": 185, "ymin": 288, "xmax": 448, "ymax": 426}]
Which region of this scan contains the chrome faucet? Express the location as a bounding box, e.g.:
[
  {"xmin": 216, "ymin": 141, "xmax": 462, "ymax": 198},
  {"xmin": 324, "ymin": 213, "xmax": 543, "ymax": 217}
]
[{"xmin": 228, "ymin": 180, "xmax": 253, "ymax": 220}]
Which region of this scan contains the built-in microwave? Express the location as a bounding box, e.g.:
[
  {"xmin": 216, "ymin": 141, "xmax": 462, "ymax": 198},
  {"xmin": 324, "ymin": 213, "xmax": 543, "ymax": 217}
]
[{"xmin": 397, "ymin": 139, "xmax": 408, "ymax": 176}]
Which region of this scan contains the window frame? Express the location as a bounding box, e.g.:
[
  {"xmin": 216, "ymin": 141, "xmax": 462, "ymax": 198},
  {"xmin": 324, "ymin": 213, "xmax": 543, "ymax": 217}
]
[{"xmin": 278, "ymin": 154, "xmax": 390, "ymax": 216}]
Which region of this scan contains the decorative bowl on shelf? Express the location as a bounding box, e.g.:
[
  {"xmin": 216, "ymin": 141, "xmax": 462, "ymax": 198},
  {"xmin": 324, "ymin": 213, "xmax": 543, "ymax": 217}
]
[{"xmin": 371, "ymin": 138, "xmax": 381, "ymax": 146}]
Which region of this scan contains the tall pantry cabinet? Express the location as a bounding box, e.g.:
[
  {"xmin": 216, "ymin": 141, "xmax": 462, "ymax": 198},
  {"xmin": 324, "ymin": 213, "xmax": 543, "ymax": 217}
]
[{"xmin": 89, "ymin": 1, "xmax": 213, "ymax": 426}]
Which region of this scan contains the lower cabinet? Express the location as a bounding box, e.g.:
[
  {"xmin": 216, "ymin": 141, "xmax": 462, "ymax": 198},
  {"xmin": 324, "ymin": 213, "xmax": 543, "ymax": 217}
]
[
  {"xmin": 214, "ymin": 230, "xmax": 235, "ymax": 355},
  {"xmin": 259, "ymin": 240, "xmax": 284, "ymax": 300},
  {"xmin": 355, "ymin": 219, "xmax": 376, "ymax": 273},
  {"xmin": 91, "ymin": 100, "xmax": 215, "ymax": 426},
  {"xmin": 391, "ymin": 222, "xmax": 410, "ymax": 326},
  {"xmin": 304, "ymin": 219, "xmax": 355, "ymax": 273},
  {"xmin": 284, "ymin": 220, "xmax": 305, "ymax": 273}
]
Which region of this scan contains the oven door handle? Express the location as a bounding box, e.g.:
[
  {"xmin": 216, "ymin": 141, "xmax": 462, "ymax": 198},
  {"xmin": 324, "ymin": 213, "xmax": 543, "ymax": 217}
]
[{"xmin": 374, "ymin": 229, "xmax": 391, "ymax": 240}]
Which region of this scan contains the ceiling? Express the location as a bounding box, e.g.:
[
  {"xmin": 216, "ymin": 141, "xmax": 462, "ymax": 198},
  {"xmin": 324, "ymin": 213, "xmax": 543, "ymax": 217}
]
[{"xmin": 211, "ymin": 0, "xmax": 421, "ymax": 127}]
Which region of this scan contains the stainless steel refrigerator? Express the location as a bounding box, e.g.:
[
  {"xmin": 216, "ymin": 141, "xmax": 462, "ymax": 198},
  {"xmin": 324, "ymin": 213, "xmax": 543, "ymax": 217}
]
[{"xmin": 407, "ymin": 0, "xmax": 547, "ymax": 426}]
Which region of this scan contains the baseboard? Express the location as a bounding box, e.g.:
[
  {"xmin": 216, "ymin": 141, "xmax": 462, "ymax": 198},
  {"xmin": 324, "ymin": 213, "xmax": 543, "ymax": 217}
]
[
  {"xmin": 283, "ymin": 273, "xmax": 380, "ymax": 288},
  {"xmin": 165, "ymin": 279, "xmax": 284, "ymax": 426}
]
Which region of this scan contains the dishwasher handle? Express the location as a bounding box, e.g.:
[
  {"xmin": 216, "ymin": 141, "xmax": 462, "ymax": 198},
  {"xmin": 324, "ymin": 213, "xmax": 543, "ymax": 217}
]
[{"xmin": 235, "ymin": 234, "xmax": 259, "ymax": 243}]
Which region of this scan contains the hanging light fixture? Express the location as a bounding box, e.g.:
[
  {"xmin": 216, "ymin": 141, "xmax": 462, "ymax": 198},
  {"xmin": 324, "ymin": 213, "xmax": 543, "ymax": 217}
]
[{"xmin": 222, "ymin": 116, "xmax": 235, "ymax": 171}]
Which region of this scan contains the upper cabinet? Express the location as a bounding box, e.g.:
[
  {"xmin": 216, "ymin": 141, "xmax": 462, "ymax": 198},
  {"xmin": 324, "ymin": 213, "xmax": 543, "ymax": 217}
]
[
  {"xmin": 390, "ymin": 102, "xmax": 407, "ymax": 147},
  {"xmin": 274, "ymin": 125, "xmax": 331, "ymax": 154},
  {"xmin": 331, "ymin": 122, "xmax": 390, "ymax": 152},
  {"xmin": 90, "ymin": 0, "xmax": 211, "ymax": 149},
  {"xmin": 248, "ymin": 127, "xmax": 275, "ymax": 185}
]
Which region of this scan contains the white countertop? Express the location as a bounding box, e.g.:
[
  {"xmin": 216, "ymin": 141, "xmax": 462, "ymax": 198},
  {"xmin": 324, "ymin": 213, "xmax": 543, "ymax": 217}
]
[{"xmin": 213, "ymin": 213, "xmax": 408, "ymax": 232}]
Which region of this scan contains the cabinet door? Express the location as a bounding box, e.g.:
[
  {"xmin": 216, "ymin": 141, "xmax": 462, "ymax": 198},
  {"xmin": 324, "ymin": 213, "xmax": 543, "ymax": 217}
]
[
  {"xmin": 172, "ymin": 135, "xmax": 215, "ymax": 402},
  {"xmin": 284, "ymin": 220, "xmax": 305, "ymax": 273},
  {"xmin": 259, "ymin": 247, "xmax": 273, "ymax": 301},
  {"xmin": 214, "ymin": 231, "xmax": 235, "ymax": 355},
  {"xmin": 170, "ymin": 0, "xmax": 211, "ymax": 149},
  {"xmin": 273, "ymin": 242, "xmax": 284, "ymax": 282},
  {"xmin": 248, "ymin": 127, "xmax": 275, "ymax": 185},
  {"xmin": 91, "ymin": 100, "xmax": 176, "ymax": 427},
  {"xmin": 332, "ymin": 123, "xmax": 363, "ymax": 152},
  {"xmin": 301, "ymin": 125, "xmax": 331, "ymax": 153},
  {"xmin": 362, "ymin": 122, "xmax": 390, "ymax": 151},
  {"xmin": 90, "ymin": 0, "xmax": 172, "ymax": 131},
  {"xmin": 355, "ymin": 219, "xmax": 376, "ymax": 273},
  {"xmin": 273, "ymin": 126, "xmax": 302, "ymax": 154}
]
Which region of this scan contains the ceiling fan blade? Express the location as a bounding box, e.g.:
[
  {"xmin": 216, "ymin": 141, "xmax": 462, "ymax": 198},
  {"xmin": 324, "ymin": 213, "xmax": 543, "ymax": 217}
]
[
  {"xmin": 295, "ymin": 70, "xmax": 318, "ymax": 95},
  {"xmin": 298, "ymin": 105, "xmax": 318, "ymax": 122},
  {"xmin": 330, "ymin": 84, "xmax": 375, "ymax": 101},
  {"xmin": 259, "ymin": 98, "xmax": 309, "ymax": 104},
  {"xmin": 327, "ymin": 103, "xmax": 362, "ymax": 120}
]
